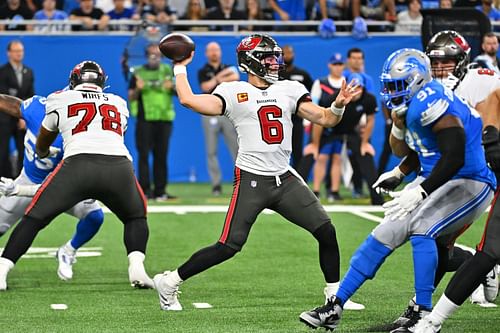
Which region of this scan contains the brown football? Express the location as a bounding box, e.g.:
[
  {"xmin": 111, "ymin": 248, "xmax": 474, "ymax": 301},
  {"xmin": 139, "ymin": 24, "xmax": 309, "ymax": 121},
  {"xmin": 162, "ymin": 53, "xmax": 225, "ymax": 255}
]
[{"xmin": 159, "ymin": 33, "xmax": 195, "ymax": 62}]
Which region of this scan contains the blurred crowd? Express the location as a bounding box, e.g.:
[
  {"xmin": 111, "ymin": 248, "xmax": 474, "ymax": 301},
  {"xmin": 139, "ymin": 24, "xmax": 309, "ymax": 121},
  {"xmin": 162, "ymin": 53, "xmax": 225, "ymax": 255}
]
[{"xmin": 0, "ymin": 0, "xmax": 500, "ymax": 32}]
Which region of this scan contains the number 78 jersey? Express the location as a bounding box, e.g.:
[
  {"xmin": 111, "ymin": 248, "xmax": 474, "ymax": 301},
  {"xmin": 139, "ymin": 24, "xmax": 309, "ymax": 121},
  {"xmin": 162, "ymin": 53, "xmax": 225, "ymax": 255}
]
[
  {"xmin": 43, "ymin": 89, "xmax": 131, "ymax": 160},
  {"xmin": 213, "ymin": 80, "xmax": 310, "ymax": 175}
]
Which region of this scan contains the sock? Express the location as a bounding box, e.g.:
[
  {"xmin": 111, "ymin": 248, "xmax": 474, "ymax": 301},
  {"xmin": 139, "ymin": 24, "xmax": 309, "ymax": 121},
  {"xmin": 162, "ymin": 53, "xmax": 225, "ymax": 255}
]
[
  {"xmin": 70, "ymin": 209, "xmax": 104, "ymax": 250},
  {"xmin": 411, "ymin": 236, "xmax": 437, "ymax": 310},
  {"xmin": 0, "ymin": 257, "xmax": 14, "ymax": 270},
  {"xmin": 336, "ymin": 235, "xmax": 392, "ymax": 306},
  {"xmin": 63, "ymin": 241, "xmax": 76, "ymax": 255},
  {"xmin": 427, "ymin": 295, "xmax": 459, "ymax": 325},
  {"xmin": 325, "ymin": 282, "xmax": 340, "ymax": 298},
  {"xmin": 165, "ymin": 269, "xmax": 183, "ymax": 287},
  {"xmin": 128, "ymin": 251, "xmax": 145, "ymax": 265}
]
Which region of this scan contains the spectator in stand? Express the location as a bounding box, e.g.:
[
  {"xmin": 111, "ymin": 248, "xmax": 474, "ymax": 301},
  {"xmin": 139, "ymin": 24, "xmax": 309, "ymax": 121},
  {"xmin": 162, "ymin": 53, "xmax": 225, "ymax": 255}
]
[
  {"xmin": 204, "ymin": 0, "xmax": 246, "ymax": 31},
  {"xmin": 107, "ymin": 0, "xmax": 140, "ymax": 30},
  {"xmin": 0, "ymin": 0, "xmax": 34, "ymax": 31},
  {"xmin": 95, "ymin": 0, "xmax": 116, "ymax": 13},
  {"xmin": 351, "ymin": 0, "xmax": 397, "ymax": 22},
  {"xmin": 439, "ymin": 0, "xmax": 453, "ymax": 8},
  {"xmin": 315, "ymin": 0, "xmax": 349, "ymax": 20},
  {"xmin": 141, "ymin": 0, "xmax": 177, "ymax": 24},
  {"xmin": 243, "ymin": 0, "xmax": 273, "ymax": 31},
  {"xmin": 395, "ymin": 0, "xmax": 422, "ymax": 32},
  {"xmin": 180, "ymin": 0, "xmax": 205, "ymax": 19},
  {"xmin": 455, "ymin": 0, "xmax": 481, "ymax": 7},
  {"xmin": 69, "ymin": 0, "xmax": 110, "ymax": 31},
  {"xmin": 268, "ymin": 0, "xmax": 306, "ymax": 20},
  {"xmin": 476, "ymin": 0, "xmax": 500, "ymax": 20},
  {"xmin": 474, "ymin": 32, "xmax": 500, "ymax": 74},
  {"xmin": 177, "ymin": 0, "xmax": 207, "ymax": 31},
  {"xmin": 33, "ymin": 0, "xmax": 68, "ymax": 32},
  {"xmin": 281, "ymin": 45, "xmax": 314, "ymax": 170}
]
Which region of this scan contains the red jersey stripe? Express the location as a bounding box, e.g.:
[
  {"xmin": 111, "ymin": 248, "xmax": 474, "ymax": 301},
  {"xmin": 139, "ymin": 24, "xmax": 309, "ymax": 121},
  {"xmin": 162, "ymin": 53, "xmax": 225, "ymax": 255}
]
[{"xmin": 219, "ymin": 167, "xmax": 241, "ymax": 244}]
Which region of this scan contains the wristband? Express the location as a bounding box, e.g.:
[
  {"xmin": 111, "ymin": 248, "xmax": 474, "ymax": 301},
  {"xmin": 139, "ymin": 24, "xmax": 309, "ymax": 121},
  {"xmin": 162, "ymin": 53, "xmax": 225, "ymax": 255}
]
[
  {"xmin": 330, "ymin": 103, "xmax": 345, "ymax": 116},
  {"xmin": 173, "ymin": 65, "xmax": 187, "ymax": 76},
  {"xmin": 391, "ymin": 124, "xmax": 405, "ymax": 140}
]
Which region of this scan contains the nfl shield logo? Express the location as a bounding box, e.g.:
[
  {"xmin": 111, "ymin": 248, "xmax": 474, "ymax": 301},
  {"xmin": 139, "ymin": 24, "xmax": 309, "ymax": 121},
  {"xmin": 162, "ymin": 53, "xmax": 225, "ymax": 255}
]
[{"xmin": 250, "ymin": 180, "xmax": 257, "ymax": 188}]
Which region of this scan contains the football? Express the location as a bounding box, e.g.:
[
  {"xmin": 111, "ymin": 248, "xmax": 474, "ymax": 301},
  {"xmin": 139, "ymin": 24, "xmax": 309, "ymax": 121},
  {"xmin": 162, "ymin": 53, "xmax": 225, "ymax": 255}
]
[{"xmin": 159, "ymin": 33, "xmax": 195, "ymax": 62}]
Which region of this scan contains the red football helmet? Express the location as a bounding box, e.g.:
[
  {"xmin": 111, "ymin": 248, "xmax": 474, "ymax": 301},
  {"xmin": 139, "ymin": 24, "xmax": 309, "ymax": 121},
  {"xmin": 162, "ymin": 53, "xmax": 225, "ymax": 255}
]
[
  {"xmin": 237, "ymin": 34, "xmax": 284, "ymax": 83},
  {"xmin": 69, "ymin": 61, "xmax": 107, "ymax": 90}
]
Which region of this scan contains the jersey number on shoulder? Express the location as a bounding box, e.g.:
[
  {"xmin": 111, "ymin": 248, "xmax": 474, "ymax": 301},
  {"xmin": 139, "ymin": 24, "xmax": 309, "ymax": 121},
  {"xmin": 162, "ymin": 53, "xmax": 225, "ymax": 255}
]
[
  {"xmin": 68, "ymin": 102, "xmax": 122, "ymax": 136},
  {"xmin": 257, "ymin": 105, "xmax": 283, "ymax": 144}
]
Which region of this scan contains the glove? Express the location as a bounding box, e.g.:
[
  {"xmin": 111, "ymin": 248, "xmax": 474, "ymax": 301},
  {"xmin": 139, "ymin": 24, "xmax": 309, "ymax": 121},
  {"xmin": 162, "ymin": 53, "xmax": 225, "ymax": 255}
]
[
  {"xmin": 372, "ymin": 166, "xmax": 405, "ymax": 194},
  {"xmin": 482, "ymin": 126, "xmax": 500, "ymax": 172},
  {"xmin": 383, "ymin": 185, "xmax": 427, "ymax": 220},
  {"xmin": 37, "ymin": 146, "xmax": 61, "ymax": 159},
  {"xmin": 0, "ymin": 177, "xmax": 19, "ymax": 197},
  {"xmin": 318, "ymin": 18, "xmax": 336, "ymax": 39},
  {"xmin": 352, "ymin": 17, "xmax": 368, "ymax": 40}
]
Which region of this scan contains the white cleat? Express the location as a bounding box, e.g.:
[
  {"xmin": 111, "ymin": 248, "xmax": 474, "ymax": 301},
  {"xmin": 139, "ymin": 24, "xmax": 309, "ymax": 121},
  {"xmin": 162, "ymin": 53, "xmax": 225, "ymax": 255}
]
[
  {"xmin": 0, "ymin": 258, "xmax": 14, "ymax": 291},
  {"xmin": 128, "ymin": 264, "xmax": 154, "ymax": 289},
  {"xmin": 483, "ymin": 266, "xmax": 499, "ymax": 303},
  {"xmin": 153, "ymin": 271, "xmax": 183, "ymax": 311},
  {"xmin": 56, "ymin": 247, "xmax": 76, "ymax": 281},
  {"xmin": 414, "ymin": 316, "xmax": 442, "ymax": 333},
  {"xmin": 470, "ymin": 285, "xmax": 498, "ymax": 308},
  {"xmin": 324, "ymin": 287, "xmax": 365, "ymax": 310},
  {"xmin": 0, "ymin": 269, "xmax": 7, "ymax": 291}
]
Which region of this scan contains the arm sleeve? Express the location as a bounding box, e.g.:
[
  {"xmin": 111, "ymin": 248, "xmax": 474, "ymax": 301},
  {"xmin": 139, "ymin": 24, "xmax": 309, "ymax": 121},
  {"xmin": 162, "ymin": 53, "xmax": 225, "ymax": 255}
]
[
  {"xmin": 420, "ymin": 126, "xmax": 465, "ymax": 194},
  {"xmin": 212, "ymin": 82, "xmax": 230, "ymax": 116}
]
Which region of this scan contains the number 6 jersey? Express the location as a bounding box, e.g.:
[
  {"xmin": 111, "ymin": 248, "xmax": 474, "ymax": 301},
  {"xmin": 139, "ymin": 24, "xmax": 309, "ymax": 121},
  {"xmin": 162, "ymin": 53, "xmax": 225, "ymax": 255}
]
[
  {"xmin": 213, "ymin": 80, "xmax": 310, "ymax": 176},
  {"xmin": 43, "ymin": 89, "xmax": 131, "ymax": 160}
]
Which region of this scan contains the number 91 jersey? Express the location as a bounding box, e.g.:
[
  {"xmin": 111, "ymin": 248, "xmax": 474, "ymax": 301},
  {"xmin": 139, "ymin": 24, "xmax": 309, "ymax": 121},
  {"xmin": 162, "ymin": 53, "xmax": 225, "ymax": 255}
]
[
  {"xmin": 213, "ymin": 80, "xmax": 310, "ymax": 175},
  {"xmin": 21, "ymin": 95, "xmax": 64, "ymax": 183},
  {"xmin": 43, "ymin": 90, "xmax": 131, "ymax": 160},
  {"xmin": 405, "ymin": 80, "xmax": 496, "ymax": 190}
]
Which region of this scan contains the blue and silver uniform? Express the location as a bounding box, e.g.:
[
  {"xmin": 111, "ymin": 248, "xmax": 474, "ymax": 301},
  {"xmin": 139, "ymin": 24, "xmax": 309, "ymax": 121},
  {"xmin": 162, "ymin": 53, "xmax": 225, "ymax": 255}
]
[
  {"xmin": 20, "ymin": 95, "xmax": 64, "ymax": 184},
  {"xmin": 404, "ymin": 80, "xmax": 497, "ymax": 190}
]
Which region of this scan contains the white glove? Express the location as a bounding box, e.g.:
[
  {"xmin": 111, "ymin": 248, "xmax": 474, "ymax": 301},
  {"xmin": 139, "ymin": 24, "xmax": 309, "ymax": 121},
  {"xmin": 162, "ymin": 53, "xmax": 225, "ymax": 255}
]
[
  {"xmin": 383, "ymin": 185, "xmax": 428, "ymax": 220},
  {"xmin": 0, "ymin": 177, "xmax": 19, "ymax": 196},
  {"xmin": 372, "ymin": 166, "xmax": 405, "ymax": 194}
]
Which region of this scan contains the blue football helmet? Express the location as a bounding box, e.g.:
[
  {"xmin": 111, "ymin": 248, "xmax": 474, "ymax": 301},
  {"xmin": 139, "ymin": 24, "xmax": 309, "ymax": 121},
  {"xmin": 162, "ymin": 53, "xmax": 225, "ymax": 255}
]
[{"xmin": 380, "ymin": 48, "xmax": 432, "ymax": 110}]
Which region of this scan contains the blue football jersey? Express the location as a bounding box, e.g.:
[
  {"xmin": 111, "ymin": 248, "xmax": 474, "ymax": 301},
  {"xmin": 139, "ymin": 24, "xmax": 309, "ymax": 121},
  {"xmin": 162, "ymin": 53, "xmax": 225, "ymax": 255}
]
[
  {"xmin": 21, "ymin": 96, "xmax": 64, "ymax": 183},
  {"xmin": 405, "ymin": 80, "xmax": 496, "ymax": 190}
]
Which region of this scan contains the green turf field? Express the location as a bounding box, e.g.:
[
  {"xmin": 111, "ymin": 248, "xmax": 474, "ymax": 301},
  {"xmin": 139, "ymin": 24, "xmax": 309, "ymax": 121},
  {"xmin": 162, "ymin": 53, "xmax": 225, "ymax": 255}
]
[{"xmin": 0, "ymin": 184, "xmax": 498, "ymax": 332}]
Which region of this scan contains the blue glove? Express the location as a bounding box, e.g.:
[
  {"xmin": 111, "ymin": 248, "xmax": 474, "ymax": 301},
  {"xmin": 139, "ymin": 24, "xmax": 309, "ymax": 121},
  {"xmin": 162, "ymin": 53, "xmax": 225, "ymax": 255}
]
[
  {"xmin": 352, "ymin": 17, "xmax": 368, "ymax": 40},
  {"xmin": 318, "ymin": 18, "xmax": 336, "ymax": 39}
]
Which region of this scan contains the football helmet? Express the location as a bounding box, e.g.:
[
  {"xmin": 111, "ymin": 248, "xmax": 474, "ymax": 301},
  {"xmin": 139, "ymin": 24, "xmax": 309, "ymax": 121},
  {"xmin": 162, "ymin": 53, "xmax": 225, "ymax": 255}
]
[
  {"xmin": 237, "ymin": 34, "xmax": 284, "ymax": 83},
  {"xmin": 69, "ymin": 61, "xmax": 107, "ymax": 90},
  {"xmin": 425, "ymin": 30, "xmax": 470, "ymax": 81},
  {"xmin": 380, "ymin": 48, "xmax": 432, "ymax": 110}
]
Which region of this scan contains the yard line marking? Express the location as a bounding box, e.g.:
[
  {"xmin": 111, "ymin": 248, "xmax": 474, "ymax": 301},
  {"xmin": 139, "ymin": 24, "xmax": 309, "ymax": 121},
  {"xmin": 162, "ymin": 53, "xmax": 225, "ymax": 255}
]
[
  {"xmin": 350, "ymin": 211, "xmax": 384, "ymax": 223},
  {"xmin": 50, "ymin": 304, "xmax": 68, "ymax": 310},
  {"xmin": 193, "ymin": 302, "xmax": 213, "ymax": 309}
]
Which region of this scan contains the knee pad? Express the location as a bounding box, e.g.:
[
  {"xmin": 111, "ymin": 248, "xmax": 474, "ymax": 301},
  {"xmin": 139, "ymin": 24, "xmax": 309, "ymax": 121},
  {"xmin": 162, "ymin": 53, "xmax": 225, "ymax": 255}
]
[{"xmin": 312, "ymin": 222, "xmax": 337, "ymax": 245}]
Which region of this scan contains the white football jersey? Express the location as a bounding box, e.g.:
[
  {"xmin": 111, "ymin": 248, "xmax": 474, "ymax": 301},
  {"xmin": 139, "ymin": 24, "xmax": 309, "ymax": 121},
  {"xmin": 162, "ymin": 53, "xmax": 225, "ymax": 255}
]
[
  {"xmin": 214, "ymin": 80, "xmax": 310, "ymax": 175},
  {"xmin": 455, "ymin": 68, "xmax": 500, "ymax": 108},
  {"xmin": 43, "ymin": 89, "xmax": 131, "ymax": 160}
]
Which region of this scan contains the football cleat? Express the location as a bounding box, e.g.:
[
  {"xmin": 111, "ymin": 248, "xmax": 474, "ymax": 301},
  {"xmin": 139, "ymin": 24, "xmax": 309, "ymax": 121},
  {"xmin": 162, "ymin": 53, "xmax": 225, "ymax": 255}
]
[
  {"xmin": 483, "ymin": 266, "xmax": 499, "ymax": 303},
  {"xmin": 390, "ymin": 304, "xmax": 431, "ymax": 333},
  {"xmin": 323, "ymin": 287, "xmax": 365, "ymax": 310},
  {"xmin": 300, "ymin": 296, "xmax": 343, "ymax": 331},
  {"xmin": 0, "ymin": 258, "xmax": 14, "ymax": 291},
  {"xmin": 128, "ymin": 263, "xmax": 154, "ymax": 289},
  {"xmin": 153, "ymin": 271, "xmax": 183, "ymax": 311},
  {"xmin": 413, "ymin": 316, "xmax": 442, "ymax": 333},
  {"xmin": 56, "ymin": 246, "xmax": 77, "ymax": 281}
]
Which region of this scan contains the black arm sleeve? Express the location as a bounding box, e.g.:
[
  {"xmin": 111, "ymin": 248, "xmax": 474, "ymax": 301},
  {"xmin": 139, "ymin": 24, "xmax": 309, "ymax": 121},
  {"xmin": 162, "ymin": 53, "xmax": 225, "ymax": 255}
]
[{"xmin": 420, "ymin": 126, "xmax": 465, "ymax": 195}]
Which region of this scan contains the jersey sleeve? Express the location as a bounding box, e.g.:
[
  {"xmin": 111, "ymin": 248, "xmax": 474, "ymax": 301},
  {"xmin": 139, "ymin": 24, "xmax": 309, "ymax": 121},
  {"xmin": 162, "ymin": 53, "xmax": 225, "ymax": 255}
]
[
  {"xmin": 43, "ymin": 93, "xmax": 63, "ymax": 132},
  {"xmin": 290, "ymin": 80, "xmax": 311, "ymax": 113},
  {"xmin": 457, "ymin": 69, "xmax": 500, "ymax": 107},
  {"xmin": 418, "ymin": 86, "xmax": 453, "ymax": 128},
  {"xmin": 212, "ymin": 82, "xmax": 233, "ymax": 116}
]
